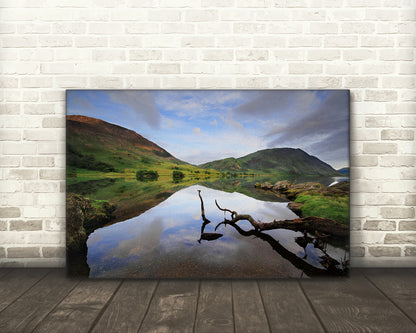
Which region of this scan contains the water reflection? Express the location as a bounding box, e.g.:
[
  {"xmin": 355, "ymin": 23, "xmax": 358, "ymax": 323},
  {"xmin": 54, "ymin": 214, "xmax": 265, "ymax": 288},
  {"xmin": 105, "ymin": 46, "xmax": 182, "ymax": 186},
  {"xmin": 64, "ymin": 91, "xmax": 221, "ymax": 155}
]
[{"xmin": 87, "ymin": 185, "xmax": 347, "ymax": 278}]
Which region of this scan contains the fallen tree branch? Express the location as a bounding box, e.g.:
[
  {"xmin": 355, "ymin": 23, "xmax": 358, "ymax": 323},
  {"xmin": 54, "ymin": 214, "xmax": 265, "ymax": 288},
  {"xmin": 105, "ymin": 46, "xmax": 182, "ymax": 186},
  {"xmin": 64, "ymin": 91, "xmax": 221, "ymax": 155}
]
[{"xmin": 214, "ymin": 200, "xmax": 348, "ymax": 238}]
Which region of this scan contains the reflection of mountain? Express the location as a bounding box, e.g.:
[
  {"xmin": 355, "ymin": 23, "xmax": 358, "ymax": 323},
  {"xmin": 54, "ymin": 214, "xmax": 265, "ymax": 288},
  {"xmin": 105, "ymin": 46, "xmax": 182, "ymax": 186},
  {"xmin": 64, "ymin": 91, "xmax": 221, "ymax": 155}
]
[
  {"xmin": 67, "ymin": 115, "xmax": 188, "ymax": 172},
  {"xmin": 200, "ymin": 148, "xmax": 342, "ymax": 176}
]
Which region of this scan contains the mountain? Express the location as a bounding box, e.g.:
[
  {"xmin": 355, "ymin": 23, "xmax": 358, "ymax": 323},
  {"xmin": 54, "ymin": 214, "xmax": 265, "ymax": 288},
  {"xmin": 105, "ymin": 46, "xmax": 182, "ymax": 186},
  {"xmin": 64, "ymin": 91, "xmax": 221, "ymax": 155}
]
[
  {"xmin": 199, "ymin": 148, "xmax": 342, "ymax": 176},
  {"xmin": 67, "ymin": 115, "xmax": 186, "ymax": 172},
  {"xmin": 337, "ymin": 167, "xmax": 349, "ymax": 175}
]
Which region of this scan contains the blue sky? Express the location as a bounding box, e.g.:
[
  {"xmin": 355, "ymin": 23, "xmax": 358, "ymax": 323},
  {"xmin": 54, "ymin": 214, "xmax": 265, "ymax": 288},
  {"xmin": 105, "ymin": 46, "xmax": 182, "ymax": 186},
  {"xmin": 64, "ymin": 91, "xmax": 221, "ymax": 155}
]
[{"xmin": 67, "ymin": 90, "xmax": 349, "ymax": 169}]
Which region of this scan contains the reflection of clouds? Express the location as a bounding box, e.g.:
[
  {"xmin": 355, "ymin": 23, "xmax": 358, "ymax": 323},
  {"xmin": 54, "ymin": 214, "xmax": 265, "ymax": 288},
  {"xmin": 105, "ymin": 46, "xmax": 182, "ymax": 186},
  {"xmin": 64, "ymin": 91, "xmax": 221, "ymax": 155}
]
[
  {"xmin": 88, "ymin": 185, "xmax": 346, "ymax": 277},
  {"xmin": 105, "ymin": 217, "xmax": 164, "ymax": 259}
]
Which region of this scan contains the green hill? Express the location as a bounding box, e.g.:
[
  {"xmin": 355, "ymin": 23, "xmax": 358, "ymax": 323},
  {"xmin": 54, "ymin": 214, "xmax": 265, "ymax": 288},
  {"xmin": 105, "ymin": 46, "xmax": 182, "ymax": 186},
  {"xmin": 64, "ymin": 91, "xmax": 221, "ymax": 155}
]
[
  {"xmin": 199, "ymin": 148, "xmax": 342, "ymax": 177},
  {"xmin": 67, "ymin": 115, "xmax": 188, "ymax": 173}
]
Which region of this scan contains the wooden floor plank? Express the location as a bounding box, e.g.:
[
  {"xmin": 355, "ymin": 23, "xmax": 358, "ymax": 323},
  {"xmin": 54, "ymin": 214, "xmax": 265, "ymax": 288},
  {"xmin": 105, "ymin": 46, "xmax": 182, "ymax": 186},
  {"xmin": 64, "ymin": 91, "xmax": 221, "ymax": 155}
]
[
  {"xmin": 195, "ymin": 281, "xmax": 233, "ymax": 333},
  {"xmin": 300, "ymin": 271, "xmax": 416, "ymax": 333},
  {"xmin": 232, "ymin": 281, "xmax": 270, "ymax": 333},
  {"xmin": 363, "ymin": 268, "xmax": 416, "ymax": 325},
  {"xmin": 32, "ymin": 279, "xmax": 121, "ymax": 333},
  {"xmin": 91, "ymin": 280, "xmax": 158, "ymax": 333},
  {"xmin": 0, "ymin": 268, "xmax": 50, "ymax": 313},
  {"xmin": 0, "ymin": 269, "xmax": 80, "ymax": 333},
  {"xmin": 138, "ymin": 280, "xmax": 199, "ymax": 333},
  {"xmin": 259, "ymin": 280, "xmax": 324, "ymax": 333}
]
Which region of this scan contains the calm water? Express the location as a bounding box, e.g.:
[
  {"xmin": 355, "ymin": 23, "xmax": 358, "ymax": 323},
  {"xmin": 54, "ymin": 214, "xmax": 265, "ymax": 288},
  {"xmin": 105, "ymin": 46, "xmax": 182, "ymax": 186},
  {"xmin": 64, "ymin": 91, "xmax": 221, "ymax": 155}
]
[{"xmin": 87, "ymin": 185, "xmax": 347, "ymax": 278}]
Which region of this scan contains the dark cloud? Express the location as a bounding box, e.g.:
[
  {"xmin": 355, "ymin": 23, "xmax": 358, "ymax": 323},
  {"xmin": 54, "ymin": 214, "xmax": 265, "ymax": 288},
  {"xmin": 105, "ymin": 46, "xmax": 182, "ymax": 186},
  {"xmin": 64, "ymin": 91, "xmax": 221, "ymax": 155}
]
[
  {"xmin": 107, "ymin": 91, "xmax": 161, "ymax": 129},
  {"xmin": 231, "ymin": 90, "xmax": 349, "ymax": 168}
]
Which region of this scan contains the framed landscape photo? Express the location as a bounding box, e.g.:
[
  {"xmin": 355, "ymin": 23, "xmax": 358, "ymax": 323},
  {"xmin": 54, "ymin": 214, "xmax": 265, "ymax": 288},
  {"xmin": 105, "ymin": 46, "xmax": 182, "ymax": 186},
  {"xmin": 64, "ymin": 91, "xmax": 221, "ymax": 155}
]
[{"xmin": 66, "ymin": 90, "xmax": 350, "ymax": 278}]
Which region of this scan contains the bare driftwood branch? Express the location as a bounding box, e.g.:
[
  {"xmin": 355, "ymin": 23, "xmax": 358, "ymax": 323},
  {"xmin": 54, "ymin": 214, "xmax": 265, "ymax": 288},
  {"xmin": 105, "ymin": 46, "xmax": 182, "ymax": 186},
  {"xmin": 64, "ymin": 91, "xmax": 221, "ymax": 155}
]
[
  {"xmin": 214, "ymin": 200, "xmax": 348, "ymax": 238},
  {"xmin": 197, "ymin": 190, "xmax": 348, "ymax": 276}
]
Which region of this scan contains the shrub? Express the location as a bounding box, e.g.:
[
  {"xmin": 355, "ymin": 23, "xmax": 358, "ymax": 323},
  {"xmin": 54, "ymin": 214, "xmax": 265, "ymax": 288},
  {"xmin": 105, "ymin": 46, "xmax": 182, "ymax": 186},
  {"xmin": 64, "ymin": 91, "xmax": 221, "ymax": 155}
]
[
  {"xmin": 136, "ymin": 169, "xmax": 159, "ymax": 181},
  {"xmin": 172, "ymin": 170, "xmax": 185, "ymax": 181}
]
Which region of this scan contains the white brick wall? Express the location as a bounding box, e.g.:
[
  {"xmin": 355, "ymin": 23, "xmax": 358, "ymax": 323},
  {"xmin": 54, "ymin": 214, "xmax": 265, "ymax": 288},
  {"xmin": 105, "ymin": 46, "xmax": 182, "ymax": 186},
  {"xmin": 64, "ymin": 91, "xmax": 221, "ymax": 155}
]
[{"xmin": 0, "ymin": 0, "xmax": 415, "ymax": 268}]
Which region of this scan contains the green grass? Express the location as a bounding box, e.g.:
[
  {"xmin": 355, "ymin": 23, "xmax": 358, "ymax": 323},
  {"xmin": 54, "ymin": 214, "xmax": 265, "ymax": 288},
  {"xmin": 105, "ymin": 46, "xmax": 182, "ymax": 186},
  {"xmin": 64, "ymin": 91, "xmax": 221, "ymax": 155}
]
[{"xmin": 295, "ymin": 193, "xmax": 349, "ymax": 225}]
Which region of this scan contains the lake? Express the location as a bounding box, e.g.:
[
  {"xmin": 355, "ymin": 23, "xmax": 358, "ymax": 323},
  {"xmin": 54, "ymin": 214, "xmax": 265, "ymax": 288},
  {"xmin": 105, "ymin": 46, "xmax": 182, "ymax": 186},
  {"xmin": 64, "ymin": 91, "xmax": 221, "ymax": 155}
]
[{"xmin": 87, "ymin": 184, "xmax": 348, "ymax": 278}]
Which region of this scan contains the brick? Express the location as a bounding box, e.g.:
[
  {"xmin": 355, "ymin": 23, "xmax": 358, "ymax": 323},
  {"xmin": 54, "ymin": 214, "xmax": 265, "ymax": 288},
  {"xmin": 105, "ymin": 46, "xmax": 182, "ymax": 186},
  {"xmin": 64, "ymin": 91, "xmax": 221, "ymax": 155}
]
[
  {"xmin": 269, "ymin": 22, "xmax": 304, "ymax": 34},
  {"xmin": 24, "ymin": 182, "xmax": 58, "ymax": 193},
  {"xmin": 343, "ymin": 49, "xmax": 376, "ymax": 61},
  {"xmin": 292, "ymin": 9, "xmax": 325, "ymax": 21},
  {"xmin": 39, "ymin": 36, "xmax": 72, "ymax": 47},
  {"xmin": 147, "ymin": 63, "xmax": 180, "ymax": 74},
  {"xmin": 42, "ymin": 117, "xmax": 65, "ymax": 128},
  {"xmin": 6, "ymin": 169, "xmax": 37, "ymax": 180},
  {"xmin": 236, "ymin": 77, "xmax": 269, "ymax": 88},
  {"xmin": 405, "ymin": 247, "xmax": 416, "ymax": 256},
  {"xmin": 233, "ymin": 23, "xmax": 267, "ymax": 34},
  {"xmin": 381, "ymin": 129, "xmax": 414, "ymax": 141},
  {"xmin": 379, "ymin": 49, "xmax": 414, "ymax": 61},
  {"xmin": 381, "ymin": 207, "xmax": 414, "ymax": 219},
  {"xmin": 325, "ymin": 36, "xmax": 357, "ymax": 48},
  {"xmin": 143, "ymin": 36, "xmax": 181, "ymax": 48},
  {"xmin": 202, "ymin": 50, "xmax": 234, "ymax": 61},
  {"xmin": 37, "ymin": 141, "xmax": 65, "ymax": 155},
  {"xmin": 307, "ymin": 49, "xmax": 340, "ymax": 61},
  {"xmin": 23, "ymin": 104, "xmax": 55, "ymax": 115},
  {"xmin": 181, "ymin": 36, "xmax": 215, "ymax": 47},
  {"xmin": 161, "ymin": 23, "xmax": 195, "ymax": 34},
  {"xmin": 365, "ymin": 90, "xmax": 398, "ymax": 102},
  {"xmin": 0, "ymin": 247, "xmax": 5, "ymax": 258},
  {"xmin": 162, "ymin": 77, "xmax": 196, "ymax": 88},
  {"xmin": 148, "ymin": 10, "xmax": 181, "ymax": 22},
  {"xmin": 253, "ymin": 36, "xmax": 286, "ymax": 48},
  {"xmin": 363, "ymin": 143, "xmax": 397, "ymax": 154},
  {"xmin": 182, "ymin": 63, "xmax": 214, "ymax": 74},
  {"xmin": 220, "ymin": 10, "xmax": 253, "ymax": 21},
  {"xmin": 350, "ymin": 246, "xmax": 365, "ymax": 257},
  {"xmin": 9, "ymin": 220, "xmax": 42, "ymax": 231},
  {"xmin": 39, "ymin": 169, "xmax": 65, "ymax": 180},
  {"xmin": 74, "ymin": 36, "xmax": 108, "ymax": 47},
  {"xmin": 7, "ymin": 247, "xmax": 40, "ymax": 258},
  {"xmin": 362, "ymin": 63, "xmax": 395, "ymax": 75},
  {"xmin": 350, "ymin": 220, "xmax": 362, "ymax": 231},
  {"xmin": 92, "ymin": 49, "xmax": 126, "ymax": 62},
  {"xmin": 3, "ymin": 143, "xmax": 37, "ymax": 155},
  {"xmin": 361, "ymin": 36, "xmax": 395, "ymax": 47},
  {"xmin": 113, "ymin": 63, "xmax": 146, "ymax": 74},
  {"xmin": 129, "ymin": 49, "xmax": 162, "ymax": 61},
  {"xmin": 0, "ymin": 181, "xmax": 21, "ymax": 193},
  {"xmin": 184, "ymin": 10, "xmax": 218, "ymax": 22},
  {"xmin": 344, "ymin": 77, "xmax": 378, "ymax": 88},
  {"xmin": 236, "ymin": 50, "xmax": 268, "ymax": 61},
  {"xmin": 380, "ymin": 156, "xmax": 415, "ymax": 167},
  {"xmin": 274, "ymin": 49, "xmax": 304, "ymax": 61},
  {"xmin": 216, "ymin": 36, "xmax": 252, "ymax": 48},
  {"xmin": 0, "ymin": 207, "xmax": 20, "ymax": 218},
  {"xmin": 0, "ymin": 104, "xmax": 20, "ymax": 115},
  {"xmin": 341, "ymin": 22, "xmax": 375, "ymax": 34},
  {"xmin": 368, "ymin": 246, "xmax": 401, "ymax": 257},
  {"xmin": 22, "ymin": 157, "xmax": 54, "ymax": 167},
  {"xmin": 310, "ymin": 23, "xmax": 338, "ymax": 34},
  {"xmin": 42, "ymin": 247, "xmax": 65, "ymax": 258},
  {"xmin": 288, "ymin": 63, "xmax": 322, "ymax": 74},
  {"xmin": 308, "ymin": 77, "xmax": 342, "ymax": 88},
  {"xmin": 385, "ymin": 233, "xmax": 416, "ymax": 245},
  {"xmin": 288, "ymin": 36, "xmax": 322, "ymax": 47},
  {"xmin": 89, "ymin": 23, "xmax": 124, "ymax": 34},
  {"xmin": 0, "ymin": 130, "xmax": 21, "ymax": 141},
  {"xmin": 197, "ymin": 23, "xmax": 231, "ymax": 34},
  {"xmin": 399, "ymin": 221, "xmax": 416, "ymax": 231},
  {"xmin": 0, "ymin": 220, "xmax": 6, "ymax": 231},
  {"xmin": 326, "ymin": 63, "xmax": 359, "ymax": 75},
  {"xmin": 364, "ymin": 220, "xmax": 396, "ymax": 231},
  {"xmin": 405, "ymin": 196, "xmax": 416, "ymax": 206},
  {"xmin": 109, "ymin": 36, "xmax": 142, "ymax": 48},
  {"xmin": 383, "ymin": 77, "xmax": 416, "ymax": 89},
  {"xmin": 89, "ymin": 77, "xmax": 124, "ymax": 88},
  {"xmin": 2, "ymin": 36, "xmax": 37, "ymax": 48},
  {"xmin": 24, "ymin": 129, "xmax": 60, "ymax": 141},
  {"xmin": 0, "ymin": 156, "xmax": 20, "ymax": 167},
  {"xmin": 365, "ymin": 194, "xmax": 404, "ymax": 206},
  {"xmin": 44, "ymin": 219, "xmax": 65, "ymax": 232}
]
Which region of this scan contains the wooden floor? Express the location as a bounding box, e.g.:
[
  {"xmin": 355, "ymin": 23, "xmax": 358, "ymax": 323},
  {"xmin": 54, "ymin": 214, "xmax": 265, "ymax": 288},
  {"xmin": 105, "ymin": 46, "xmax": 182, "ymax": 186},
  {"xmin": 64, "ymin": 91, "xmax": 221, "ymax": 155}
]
[{"xmin": 0, "ymin": 268, "xmax": 415, "ymax": 332}]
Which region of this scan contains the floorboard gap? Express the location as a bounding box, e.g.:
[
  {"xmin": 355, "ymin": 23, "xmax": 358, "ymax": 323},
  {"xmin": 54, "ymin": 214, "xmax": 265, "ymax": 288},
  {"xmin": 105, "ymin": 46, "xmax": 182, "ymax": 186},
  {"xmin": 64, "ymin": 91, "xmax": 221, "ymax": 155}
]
[
  {"xmin": 256, "ymin": 280, "xmax": 272, "ymax": 333},
  {"xmin": 88, "ymin": 280, "xmax": 124, "ymax": 333},
  {"xmin": 363, "ymin": 273, "xmax": 416, "ymax": 326},
  {"xmin": 136, "ymin": 279, "xmax": 160, "ymax": 333},
  {"xmin": 299, "ymin": 281, "xmax": 328, "ymax": 333}
]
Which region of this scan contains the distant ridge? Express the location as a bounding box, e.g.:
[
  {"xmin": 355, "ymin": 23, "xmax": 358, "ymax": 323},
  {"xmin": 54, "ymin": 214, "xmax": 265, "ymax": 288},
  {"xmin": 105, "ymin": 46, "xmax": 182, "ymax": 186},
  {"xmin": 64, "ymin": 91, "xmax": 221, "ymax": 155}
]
[{"xmin": 199, "ymin": 147, "xmax": 342, "ymax": 176}]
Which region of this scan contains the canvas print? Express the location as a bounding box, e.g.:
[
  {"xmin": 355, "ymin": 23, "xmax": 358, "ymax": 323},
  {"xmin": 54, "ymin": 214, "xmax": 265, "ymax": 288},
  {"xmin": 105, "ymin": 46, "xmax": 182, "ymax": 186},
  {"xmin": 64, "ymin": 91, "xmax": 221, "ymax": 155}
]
[{"xmin": 66, "ymin": 90, "xmax": 350, "ymax": 278}]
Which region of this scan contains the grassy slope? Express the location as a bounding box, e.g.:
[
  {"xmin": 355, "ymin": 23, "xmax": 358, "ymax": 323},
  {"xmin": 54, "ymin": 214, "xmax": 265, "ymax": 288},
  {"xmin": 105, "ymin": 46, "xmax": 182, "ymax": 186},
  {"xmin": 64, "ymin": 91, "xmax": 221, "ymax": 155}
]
[{"xmin": 200, "ymin": 148, "xmax": 343, "ymax": 177}]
